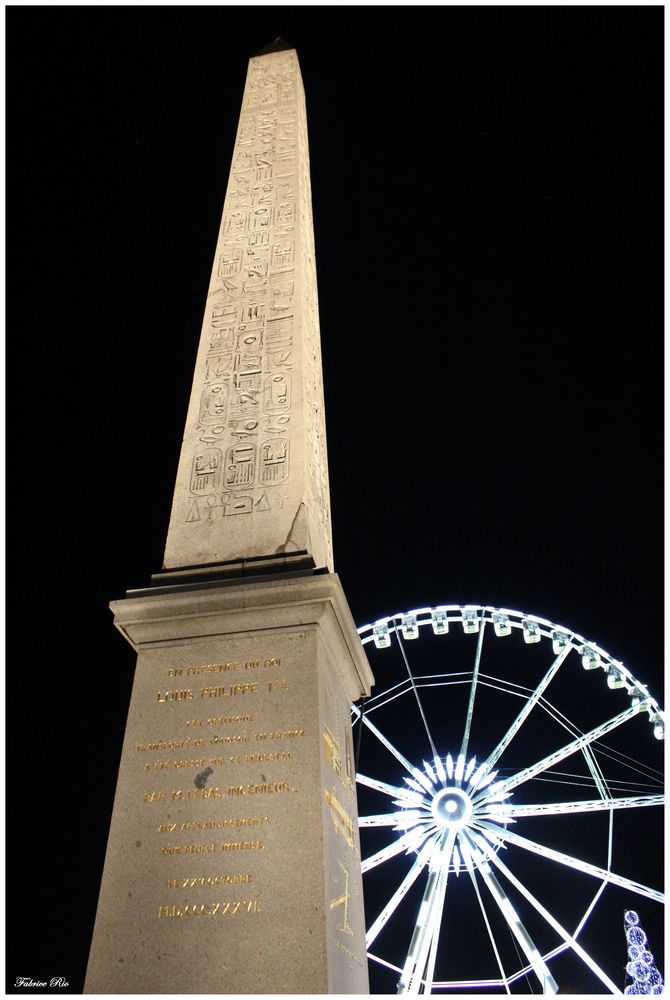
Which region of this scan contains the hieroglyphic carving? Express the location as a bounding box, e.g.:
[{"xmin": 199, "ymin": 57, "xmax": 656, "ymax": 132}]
[
  {"xmin": 163, "ymin": 47, "xmax": 333, "ymax": 570},
  {"xmin": 186, "ymin": 51, "xmax": 298, "ymax": 515}
]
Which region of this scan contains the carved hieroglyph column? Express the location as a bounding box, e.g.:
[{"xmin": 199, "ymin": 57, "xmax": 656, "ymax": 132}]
[
  {"xmin": 85, "ymin": 44, "xmax": 373, "ymax": 995},
  {"xmin": 163, "ymin": 43, "xmax": 332, "ymax": 576}
]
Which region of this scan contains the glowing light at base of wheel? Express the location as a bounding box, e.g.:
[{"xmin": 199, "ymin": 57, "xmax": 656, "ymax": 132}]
[{"xmin": 623, "ymin": 911, "xmax": 664, "ymax": 995}]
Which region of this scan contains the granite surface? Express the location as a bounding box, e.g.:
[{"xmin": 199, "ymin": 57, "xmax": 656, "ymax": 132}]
[{"xmin": 163, "ymin": 47, "xmax": 333, "ymax": 573}]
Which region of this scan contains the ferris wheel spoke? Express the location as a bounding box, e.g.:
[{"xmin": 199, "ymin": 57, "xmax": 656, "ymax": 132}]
[
  {"xmin": 422, "ymin": 863, "xmax": 450, "ymax": 995},
  {"xmin": 475, "ymin": 702, "xmax": 643, "ymax": 803},
  {"xmin": 354, "ymin": 710, "xmax": 417, "ymax": 778},
  {"xmin": 395, "ymin": 627, "xmax": 439, "ymax": 758},
  {"xmin": 461, "ymin": 832, "xmax": 558, "ymax": 994},
  {"xmin": 582, "ymin": 743, "xmax": 610, "ymax": 801},
  {"xmin": 362, "ymin": 825, "xmax": 437, "ymax": 874},
  {"xmin": 475, "ymin": 822, "xmax": 664, "ymax": 902},
  {"xmin": 459, "ymin": 619, "xmax": 486, "ymax": 766},
  {"xmin": 483, "ymin": 644, "xmax": 572, "ymax": 772},
  {"xmin": 573, "ymin": 881, "xmax": 607, "ymax": 939},
  {"xmin": 366, "ymin": 840, "xmax": 436, "ymax": 948},
  {"xmin": 359, "ymin": 811, "xmax": 431, "ymax": 828},
  {"xmin": 485, "ymin": 792, "xmax": 664, "ymax": 819},
  {"xmin": 465, "ymin": 861, "xmax": 512, "ymax": 994},
  {"xmin": 483, "ymin": 840, "xmax": 620, "ymax": 993},
  {"xmin": 356, "ymin": 772, "xmax": 428, "ymax": 806},
  {"xmin": 398, "ymin": 830, "xmax": 456, "ymax": 995}
]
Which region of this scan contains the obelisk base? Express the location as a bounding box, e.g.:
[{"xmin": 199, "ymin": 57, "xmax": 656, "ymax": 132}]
[{"xmin": 85, "ymin": 573, "xmax": 373, "ymax": 994}]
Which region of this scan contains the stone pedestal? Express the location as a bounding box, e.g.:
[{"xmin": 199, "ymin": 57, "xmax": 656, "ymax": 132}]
[{"xmin": 85, "ymin": 572, "xmax": 373, "ymax": 994}]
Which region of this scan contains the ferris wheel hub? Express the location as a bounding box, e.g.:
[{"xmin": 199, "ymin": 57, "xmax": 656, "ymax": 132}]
[{"xmin": 431, "ymin": 786, "xmax": 473, "ymax": 828}]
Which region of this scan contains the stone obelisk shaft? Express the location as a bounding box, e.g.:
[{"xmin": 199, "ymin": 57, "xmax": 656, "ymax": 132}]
[{"xmin": 163, "ymin": 48, "xmax": 333, "ymax": 574}]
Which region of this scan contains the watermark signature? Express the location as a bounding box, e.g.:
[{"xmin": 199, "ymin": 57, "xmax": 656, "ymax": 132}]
[{"xmin": 15, "ymin": 979, "xmax": 69, "ymax": 989}]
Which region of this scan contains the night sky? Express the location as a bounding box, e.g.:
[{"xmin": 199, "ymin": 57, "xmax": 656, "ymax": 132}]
[{"xmin": 7, "ymin": 7, "xmax": 663, "ymax": 995}]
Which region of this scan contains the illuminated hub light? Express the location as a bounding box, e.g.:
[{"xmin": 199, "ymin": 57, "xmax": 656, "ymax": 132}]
[
  {"xmin": 422, "ymin": 760, "xmax": 437, "ymax": 785},
  {"xmin": 468, "ymin": 761, "xmax": 489, "ymax": 789},
  {"xmin": 652, "ymin": 719, "xmax": 664, "ymax": 741},
  {"xmin": 462, "ymin": 609, "xmax": 479, "ymax": 634},
  {"xmin": 369, "ymin": 752, "xmax": 514, "ymax": 884},
  {"xmin": 372, "ymin": 620, "xmax": 391, "ymax": 648},
  {"xmin": 475, "ymin": 769, "xmax": 498, "ymax": 791},
  {"xmin": 431, "ymin": 787, "xmax": 473, "ymax": 828},
  {"xmin": 522, "ymin": 619, "xmax": 541, "ymax": 643},
  {"xmin": 411, "ymin": 768, "xmax": 434, "ymax": 793},
  {"xmin": 431, "ymin": 607, "xmax": 449, "ymax": 635},
  {"xmin": 393, "ymin": 793, "xmax": 427, "ymax": 809},
  {"xmin": 393, "ymin": 810, "xmax": 428, "ymax": 829},
  {"xmin": 404, "ymin": 776, "xmax": 428, "ymax": 795},
  {"xmin": 433, "ymin": 755, "xmax": 447, "ymax": 783},
  {"xmin": 551, "ymin": 629, "xmax": 569, "ymax": 654},
  {"xmin": 492, "ymin": 613, "xmax": 511, "ymax": 637},
  {"xmin": 580, "ymin": 645, "xmax": 600, "ymax": 670}
]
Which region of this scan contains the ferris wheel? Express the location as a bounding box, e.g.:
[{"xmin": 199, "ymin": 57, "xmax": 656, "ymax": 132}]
[{"xmin": 353, "ymin": 605, "xmax": 664, "ymax": 995}]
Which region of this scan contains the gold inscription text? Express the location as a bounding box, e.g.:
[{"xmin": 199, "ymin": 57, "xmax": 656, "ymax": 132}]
[
  {"xmin": 201, "ymin": 683, "xmax": 258, "ymax": 700},
  {"xmin": 157, "ymin": 899, "xmax": 260, "ymax": 917},
  {"xmin": 228, "ymin": 781, "xmax": 291, "ymax": 796},
  {"xmin": 167, "ymin": 874, "xmax": 252, "ymax": 888}
]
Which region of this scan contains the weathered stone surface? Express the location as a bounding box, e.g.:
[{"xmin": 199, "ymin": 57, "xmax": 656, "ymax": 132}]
[
  {"xmin": 85, "ymin": 575, "xmax": 373, "ymax": 994},
  {"xmin": 88, "ymin": 46, "xmax": 374, "ymax": 995},
  {"xmin": 163, "ymin": 48, "xmax": 332, "ymax": 573}
]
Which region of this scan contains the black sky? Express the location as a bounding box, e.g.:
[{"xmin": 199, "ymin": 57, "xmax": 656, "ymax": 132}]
[{"xmin": 6, "ymin": 6, "xmax": 663, "ymax": 994}]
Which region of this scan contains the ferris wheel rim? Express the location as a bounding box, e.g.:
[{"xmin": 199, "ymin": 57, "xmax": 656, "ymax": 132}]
[{"xmin": 356, "ymin": 604, "xmax": 664, "ymax": 728}]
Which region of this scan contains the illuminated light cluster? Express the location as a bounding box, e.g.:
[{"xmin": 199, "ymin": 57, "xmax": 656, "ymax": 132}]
[
  {"xmin": 623, "ymin": 910, "xmax": 664, "ymax": 994},
  {"xmin": 492, "ymin": 613, "xmax": 511, "ymax": 637},
  {"xmin": 400, "ymin": 613, "xmax": 419, "ymax": 640},
  {"xmin": 462, "ymin": 610, "xmax": 479, "ymax": 634},
  {"xmin": 551, "ymin": 629, "xmax": 569, "ymax": 654},
  {"xmin": 607, "ymin": 666, "xmax": 626, "ymax": 690},
  {"xmin": 372, "ymin": 620, "xmax": 391, "ymax": 649},
  {"xmin": 357, "ymin": 605, "xmax": 666, "ymax": 763},
  {"xmin": 630, "ymin": 686, "xmax": 648, "ymax": 708},
  {"xmin": 650, "ymin": 714, "xmax": 664, "ymax": 741},
  {"xmin": 522, "ymin": 619, "xmax": 541, "ymax": 644},
  {"xmin": 581, "ymin": 645, "xmax": 600, "ymax": 670},
  {"xmin": 431, "ymin": 607, "xmax": 449, "ymax": 635}
]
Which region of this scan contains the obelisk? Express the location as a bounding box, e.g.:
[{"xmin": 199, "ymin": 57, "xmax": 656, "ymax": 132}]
[{"xmin": 85, "ymin": 41, "xmax": 373, "ymax": 995}]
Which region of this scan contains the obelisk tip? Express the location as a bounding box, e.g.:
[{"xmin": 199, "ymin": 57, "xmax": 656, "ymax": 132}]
[{"xmin": 255, "ymin": 37, "xmax": 294, "ymax": 57}]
